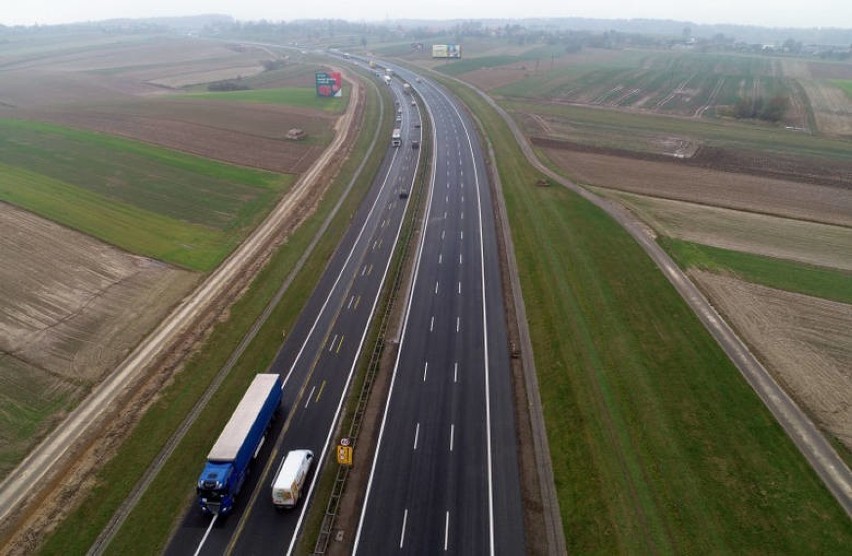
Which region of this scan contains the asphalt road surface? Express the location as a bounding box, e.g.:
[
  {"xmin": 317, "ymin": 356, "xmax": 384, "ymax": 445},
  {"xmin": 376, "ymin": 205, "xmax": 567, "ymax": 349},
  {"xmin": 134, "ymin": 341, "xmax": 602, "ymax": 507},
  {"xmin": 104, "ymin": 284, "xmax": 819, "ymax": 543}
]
[
  {"xmin": 164, "ymin": 78, "xmax": 423, "ymax": 555},
  {"xmin": 352, "ymin": 65, "xmax": 526, "ymax": 555}
]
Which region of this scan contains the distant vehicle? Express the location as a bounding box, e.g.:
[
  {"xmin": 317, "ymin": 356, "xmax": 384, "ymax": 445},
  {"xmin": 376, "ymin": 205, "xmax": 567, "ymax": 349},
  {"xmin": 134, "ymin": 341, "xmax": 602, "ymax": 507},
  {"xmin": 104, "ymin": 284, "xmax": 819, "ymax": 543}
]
[
  {"xmin": 414, "ymin": 123, "xmax": 421, "ymax": 128},
  {"xmin": 196, "ymin": 374, "xmax": 282, "ymax": 515},
  {"xmin": 391, "ymin": 128, "xmax": 401, "ymax": 147},
  {"xmin": 411, "ymin": 100, "xmax": 416, "ymax": 106},
  {"xmin": 399, "ymin": 189, "xmax": 409, "ymax": 198},
  {"xmin": 412, "ymin": 140, "xmax": 420, "ymax": 149},
  {"xmin": 383, "ymin": 75, "xmax": 391, "ymax": 85},
  {"xmin": 415, "ymin": 77, "xmax": 421, "ymax": 82},
  {"xmin": 271, "ymin": 450, "xmax": 314, "ymax": 509},
  {"xmin": 403, "ymin": 83, "xmax": 412, "ymax": 95}
]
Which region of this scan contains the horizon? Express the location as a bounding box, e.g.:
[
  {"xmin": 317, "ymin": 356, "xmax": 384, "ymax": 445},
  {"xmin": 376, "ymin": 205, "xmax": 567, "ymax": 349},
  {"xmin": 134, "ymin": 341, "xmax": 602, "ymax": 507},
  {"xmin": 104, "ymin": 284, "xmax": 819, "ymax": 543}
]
[{"xmin": 2, "ymin": 1, "xmax": 851, "ymax": 31}]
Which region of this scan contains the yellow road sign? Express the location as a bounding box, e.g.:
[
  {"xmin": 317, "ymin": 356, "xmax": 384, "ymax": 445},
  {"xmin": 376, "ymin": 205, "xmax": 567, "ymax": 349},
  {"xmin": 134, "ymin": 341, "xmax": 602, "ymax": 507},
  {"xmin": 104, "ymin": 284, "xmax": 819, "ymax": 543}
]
[{"xmin": 337, "ymin": 445, "xmax": 353, "ymax": 466}]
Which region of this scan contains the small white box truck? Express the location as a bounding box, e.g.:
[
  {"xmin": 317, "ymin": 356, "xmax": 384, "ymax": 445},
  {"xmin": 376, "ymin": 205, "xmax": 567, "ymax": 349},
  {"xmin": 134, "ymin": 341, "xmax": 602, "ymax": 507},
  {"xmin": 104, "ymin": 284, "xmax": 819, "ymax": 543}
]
[{"xmin": 272, "ymin": 449, "xmax": 314, "ymax": 509}]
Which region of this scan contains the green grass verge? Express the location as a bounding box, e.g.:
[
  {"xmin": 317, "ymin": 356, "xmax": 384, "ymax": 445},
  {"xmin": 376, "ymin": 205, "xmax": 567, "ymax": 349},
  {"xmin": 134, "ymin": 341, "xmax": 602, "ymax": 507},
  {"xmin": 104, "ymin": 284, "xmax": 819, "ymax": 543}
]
[
  {"xmin": 35, "ymin": 73, "xmax": 386, "ymax": 556},
  {"xmin": 660, "ymin": 237, "xmax": 852, "ymax": 304},
  {"xmin": 438, "ymin": 74, "xmax": 852, "ymax": 552},
  {"xmin": 181, "ymin": 87, "xmax": 347, "ymax": 112},
  {"xmin": 833, "ymin": 79, "xmax": 852, "ymax": 99}
]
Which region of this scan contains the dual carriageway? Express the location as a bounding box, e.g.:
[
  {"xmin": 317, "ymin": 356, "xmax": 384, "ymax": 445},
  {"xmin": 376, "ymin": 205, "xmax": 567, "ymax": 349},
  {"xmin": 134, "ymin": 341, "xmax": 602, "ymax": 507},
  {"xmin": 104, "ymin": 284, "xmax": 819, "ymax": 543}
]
[{"xmin": 166, "ymin": 62, "xmax": 526, "ymax": 555}]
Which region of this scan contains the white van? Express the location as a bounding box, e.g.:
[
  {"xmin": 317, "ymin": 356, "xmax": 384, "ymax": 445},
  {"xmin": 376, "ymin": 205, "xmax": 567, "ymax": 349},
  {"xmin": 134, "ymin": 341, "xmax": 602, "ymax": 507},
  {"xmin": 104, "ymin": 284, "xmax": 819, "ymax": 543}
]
[{"xmin": 272, "ymin": 449, "xmax": 314, "ymax": 509}]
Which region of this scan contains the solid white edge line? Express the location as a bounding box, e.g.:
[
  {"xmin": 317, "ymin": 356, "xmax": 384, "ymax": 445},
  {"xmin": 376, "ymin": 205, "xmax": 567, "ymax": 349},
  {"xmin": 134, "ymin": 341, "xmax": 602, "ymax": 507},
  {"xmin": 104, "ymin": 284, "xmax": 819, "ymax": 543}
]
[
  {"xmin": 399, "ymin": 508, "xmax": 409, "ymax": 548},
  {"xmin": 193, "ymin": 512, "xmax": 218, "ymax": 556}
]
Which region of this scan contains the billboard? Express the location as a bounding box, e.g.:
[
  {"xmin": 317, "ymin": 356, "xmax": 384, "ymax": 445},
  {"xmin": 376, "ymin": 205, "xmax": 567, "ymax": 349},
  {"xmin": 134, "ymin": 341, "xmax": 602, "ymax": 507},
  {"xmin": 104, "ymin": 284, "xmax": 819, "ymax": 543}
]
[
  {"xmin": 432, "ymin": 44, "xmax": 462, "ymax": 59},
  {"xmin": 315, "ymin": 71, "xmax": 343, "ymax": 97}
]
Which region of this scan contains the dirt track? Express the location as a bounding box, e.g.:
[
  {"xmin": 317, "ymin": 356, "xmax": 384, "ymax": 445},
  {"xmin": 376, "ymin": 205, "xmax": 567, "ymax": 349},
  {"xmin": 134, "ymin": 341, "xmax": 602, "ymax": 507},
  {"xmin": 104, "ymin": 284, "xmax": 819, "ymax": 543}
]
[{"xmin": 0, "ymin": 71, "xmax": 363, "ymax": 555}]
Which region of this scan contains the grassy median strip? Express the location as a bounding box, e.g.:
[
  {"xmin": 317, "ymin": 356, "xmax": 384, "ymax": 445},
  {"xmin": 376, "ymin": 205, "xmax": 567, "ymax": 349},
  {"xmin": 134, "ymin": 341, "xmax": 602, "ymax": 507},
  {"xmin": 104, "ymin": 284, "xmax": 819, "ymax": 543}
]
[
  {"xmin": 660, "ymin": 237, "xmax": 852, "ymax": 304},
  {"xmin": 442, "ymin": 79, "xmax": 852, "ymax": 552},
  {"xmin": 37, "ymin": 76, "xmax": 389, "ymax": 556}
]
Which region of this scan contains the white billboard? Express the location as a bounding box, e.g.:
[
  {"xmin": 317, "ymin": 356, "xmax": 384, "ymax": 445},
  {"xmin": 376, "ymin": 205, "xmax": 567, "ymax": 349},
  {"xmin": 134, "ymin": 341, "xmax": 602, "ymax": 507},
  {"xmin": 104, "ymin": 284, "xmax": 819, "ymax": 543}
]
[{"xmin": 432, "ymin": 44, "xmax": 462, "ymax": 59}]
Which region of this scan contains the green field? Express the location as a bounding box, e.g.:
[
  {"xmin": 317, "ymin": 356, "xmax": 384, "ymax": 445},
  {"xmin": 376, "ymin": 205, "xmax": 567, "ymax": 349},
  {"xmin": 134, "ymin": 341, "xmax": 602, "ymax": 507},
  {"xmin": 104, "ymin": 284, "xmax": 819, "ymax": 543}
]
[
  {"xmin": 0, "ymin": 357, "xmax": 78, "ymax": 474},
  {"xmin": 834, "ymin": 79, "xmax": 852, "ymax": 99},
  {"xmin": 661, "ymin": 238, "xmax": 852, "ymax": 304},
  {"xmin": 435, "ymin": 44, "xmax": 566, "ymax": 76},
  {"xmin": 181, "ymin": 86, "xmax": 347, "ymax": 112},
  {"xmin": 0, "ymin": 119, "xmax": 293, "ymax": 271},
  {"xmin": 488, "ymin": 49, "xmax": 810, "ymax": 122},
  {"xmin": 438, "ymin": 72, "xmax": 852, "ymax": 552}
]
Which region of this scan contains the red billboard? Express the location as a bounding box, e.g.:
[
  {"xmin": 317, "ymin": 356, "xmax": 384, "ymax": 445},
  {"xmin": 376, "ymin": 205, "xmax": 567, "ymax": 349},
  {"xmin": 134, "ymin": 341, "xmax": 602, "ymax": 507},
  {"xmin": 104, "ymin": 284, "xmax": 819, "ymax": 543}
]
[{"xmin": 316, "ymin": 71, "xmax": 343, "ymax": 97}]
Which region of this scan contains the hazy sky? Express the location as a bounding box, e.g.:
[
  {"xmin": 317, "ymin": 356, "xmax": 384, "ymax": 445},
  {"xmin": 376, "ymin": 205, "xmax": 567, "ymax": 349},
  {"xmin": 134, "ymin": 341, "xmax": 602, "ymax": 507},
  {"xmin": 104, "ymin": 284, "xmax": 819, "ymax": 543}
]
[{"xmin": 3, "ymin": 0, "xmax": 850, "ymax": 29}]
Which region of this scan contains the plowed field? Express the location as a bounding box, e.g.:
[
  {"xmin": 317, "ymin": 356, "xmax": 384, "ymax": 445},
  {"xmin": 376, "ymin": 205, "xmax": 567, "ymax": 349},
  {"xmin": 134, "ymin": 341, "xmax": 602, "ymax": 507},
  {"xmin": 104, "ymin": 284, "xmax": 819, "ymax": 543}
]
[
  {"xmin": 0, "ymin": 203, "xmax": 197, "ymax": 474},
  {"xmin": 693, "ymin": 271, "xmax": 852, "ymax": 451}
]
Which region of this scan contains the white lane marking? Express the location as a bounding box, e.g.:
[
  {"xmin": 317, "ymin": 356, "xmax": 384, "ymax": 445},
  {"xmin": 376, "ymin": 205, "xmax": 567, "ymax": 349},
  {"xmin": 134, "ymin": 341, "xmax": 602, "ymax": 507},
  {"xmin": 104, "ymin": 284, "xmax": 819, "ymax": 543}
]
[
  {"xmin": 400, "ymin": 509, "xmax": 409, "ymax": 548},
  {"xmin": 194, "ymin": 512, "xmax": 219, "ymax": 556},
  {"xmin": 454, "ymin": 362, "xmax": 458, "ymax": 383},
  {"xmin": 305, "ymin": 386, "xmax": 316, "ymax": 408},
  {"xmin": 445, "ymin": 194, "xmax": 449, "ymax": 203},
  {"xmin": 423, "ymin": 362, "xmax": 428, "ymax": 382},
  {"xmin": 461, "ymin": 211, "xmax": 464, "ymax": 220},
  {"xmin": 430, "ymin": 316, "xmax": 435, "ymax": 332},
  {"xmin": 413, "ymin": 424, "xmax": 420, "ymax": 450},
  {"xmin": 444, "ymin": 210, "xmax": 447, "ymax": 219},
  {"xmin": 435, "ymin": 281, "xmax": 439, "ymax": 294},
  {"xmin": 459, "ymin": 253, "xmax": 463, "ymax": 265},
  {"xmin": 449, "ymin": 424, "xmax": 455, "ymax": 452},
  {"xmin": 458, "ymin": 281, "xmax": 461, "ymax": 294},
  {"xmin": 460, "ymin": 231, "xmax": 464, "ymax": 241},
  {"xmin": 444, "ymin": 511, "xmax": 450, "ymax": 551},
  {"xmin": 347, "ymin": 295, "xmax": 355, "ymax": 309},
  {"xmin": 361, "ymin": 264, "xmax": 367, "ymax": 276},
  {"xmin": 329, "ymin": 334, "xmax": 338, "ymax": 351},
  {"xmin": 456, "ymin": 317, "xmax": 460, "ymax": 332},
  {"xmin": 439, "ymin": 253, "xmax": 443, "ymax": 264},
  {"xmin": 441, "ymin": 230, "xmax": 445, "ymax": 240}
]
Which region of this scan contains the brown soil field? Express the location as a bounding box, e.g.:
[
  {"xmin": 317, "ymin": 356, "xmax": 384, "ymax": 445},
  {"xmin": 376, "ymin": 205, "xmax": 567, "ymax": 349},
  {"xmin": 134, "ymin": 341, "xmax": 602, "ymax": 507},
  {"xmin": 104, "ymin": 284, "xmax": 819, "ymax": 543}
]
[
  {"xmin": 806, "ymin": 61, "xmax": 852, "ymax": 80},
  {"xmin": 541, "ymin": 146, "xmax": 852, "ymax": 227},
  {"xmin": 0, "ymin": 38, "xmax": 273, "ymax": 109},
  {"xmin": 459, "ymin": 48, "xmax": 624, "ymax": 92},
  {"xmin": 602, "ymin": 190, "xmax": 852, "ymax": 270},
  {"xmin": 21, "ymin": 99, "xmax": 335, "ymax": 174},
  {"xmin": 693, "ymin": 271, "xmax": 852, "ymax": 451},
  {"xmin": 0, "ymin": 202, "xmax": 198, "ymax": 473},
  {"xmin": 796, "ymin": 79, "xmax": 852, "ymax": 136}
]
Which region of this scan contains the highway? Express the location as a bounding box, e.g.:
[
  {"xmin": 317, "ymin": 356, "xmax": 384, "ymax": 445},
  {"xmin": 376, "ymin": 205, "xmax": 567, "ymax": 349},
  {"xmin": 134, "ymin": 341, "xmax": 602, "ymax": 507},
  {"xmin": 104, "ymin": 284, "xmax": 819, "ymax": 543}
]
[
  {"xmin": 353, "ymin": 67, "xmax": 526, "ymax": 554},
  {"xmin": 164, "ymin": 76, "xmax": 423, "ymax": 555}
]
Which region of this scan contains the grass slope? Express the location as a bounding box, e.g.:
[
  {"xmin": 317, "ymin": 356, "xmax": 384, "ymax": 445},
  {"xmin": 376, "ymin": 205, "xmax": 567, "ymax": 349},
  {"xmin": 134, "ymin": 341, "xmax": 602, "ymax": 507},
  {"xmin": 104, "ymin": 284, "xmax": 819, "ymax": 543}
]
[
  {"xmin": 660, "ymin": 237, "xmax": 852, "ymax": 304},
  {"xmin": 444, "ymin": 76, "xmax": 852, "ymax": 552},
  {"xmin": 834, "ymin": 79, "xmax": 852, "ymax": 99}
]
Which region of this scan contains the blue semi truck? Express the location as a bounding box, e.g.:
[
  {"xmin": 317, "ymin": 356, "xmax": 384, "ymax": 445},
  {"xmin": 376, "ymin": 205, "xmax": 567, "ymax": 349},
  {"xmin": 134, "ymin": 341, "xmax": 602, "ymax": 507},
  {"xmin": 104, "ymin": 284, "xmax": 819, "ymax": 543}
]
[{"xmin": 196, "ymin": 373, "xmax": 282, "ymax": 515}]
